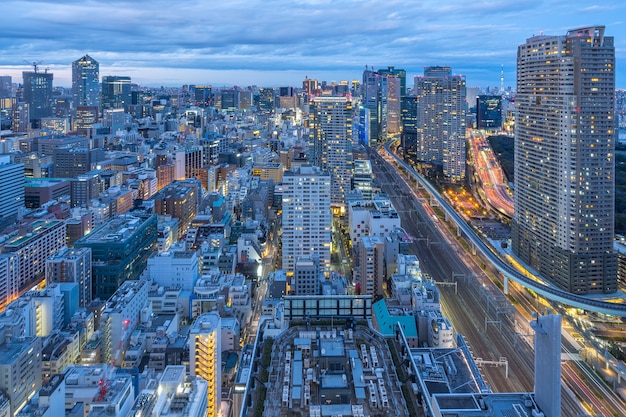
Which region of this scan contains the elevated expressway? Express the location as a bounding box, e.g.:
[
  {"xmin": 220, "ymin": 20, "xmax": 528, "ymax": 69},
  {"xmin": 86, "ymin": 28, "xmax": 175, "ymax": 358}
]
[{"xmin": 382, "ymin": 142, "xmax": 626, "ymax": 317}]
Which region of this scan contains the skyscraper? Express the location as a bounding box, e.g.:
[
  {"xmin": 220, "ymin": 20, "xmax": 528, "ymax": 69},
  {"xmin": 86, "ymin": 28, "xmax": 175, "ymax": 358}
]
[
  {"xmin": 101, "ymin": 75, "xmax": 131, "ymax": 110},
  {"xmin": 309, "ymin": 96, "xmax": 353, "ymax": 208},
  {"xmin": 414, "ymin": 66, "xmax": 467, "ymax": 182},
  {"xmin": 72, "ymin": 55, "xmax": 100, "ymax": 110},
  {"xmin": 22, "ymin": 70, "xmax": 53, "ymax": 128},
  {"xmin": 282, "ymin": 165, "xmax": 331, "ymax": 273},
  {"xmin": 378, "ymin": 66, "xmax": 406, "ymax": 137},
  {"xmin": 512, "ymin": 26, "xmax": 617, "ymax": 294},
  {"xmin": 0, "ymin": 155, "xmax": 24, "ymax": 225}
]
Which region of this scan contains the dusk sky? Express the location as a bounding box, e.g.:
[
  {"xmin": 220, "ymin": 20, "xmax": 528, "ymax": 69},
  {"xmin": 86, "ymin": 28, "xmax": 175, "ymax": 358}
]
[{"xmin": 1, "ymin": 0, "xmax": 625, "ymax": 89}]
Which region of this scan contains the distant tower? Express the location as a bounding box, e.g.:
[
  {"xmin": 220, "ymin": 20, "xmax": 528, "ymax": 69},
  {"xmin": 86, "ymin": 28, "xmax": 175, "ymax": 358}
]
[
  {"xmin": 72, "ymin": 55, "xmax": 100, "ymax": 111},
  {"xmin": 500, "ymin": 64, "xmax": 504, "ymax": 93},
  {"xmin": 530, "ymin": 313, "xmax": 561, "ymax": 417}
]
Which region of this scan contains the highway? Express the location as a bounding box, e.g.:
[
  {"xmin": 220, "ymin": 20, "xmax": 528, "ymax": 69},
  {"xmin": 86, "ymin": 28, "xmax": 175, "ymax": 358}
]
[
  {"xmin": 381, "ymin": 140, "xmax": 626, "ymax": 317},
  {"xmin": 468, "ymin": 129, "xmax": 514, "ymax": 217}
]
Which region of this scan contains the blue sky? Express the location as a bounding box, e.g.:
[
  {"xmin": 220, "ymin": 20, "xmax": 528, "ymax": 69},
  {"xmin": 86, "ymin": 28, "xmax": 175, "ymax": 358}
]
[{"xmin": 0, "ymin": 0, "xmax": 624, "ymax": 88}]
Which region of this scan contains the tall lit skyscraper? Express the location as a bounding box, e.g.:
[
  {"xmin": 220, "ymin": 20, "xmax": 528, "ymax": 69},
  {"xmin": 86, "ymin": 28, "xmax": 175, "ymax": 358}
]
[
  {"xmin": 282, "ymin": 165, "xmax": 331, "ymax": 273},
  {"xmin": 0, "ymin": 155, "xmax": 24, "ymax": 225},
  {"xmin": 22, "ymin": 70, "xmax": 53, "ymax": 128},
  {"xmin": 101, "ymin": 75, "xmax": 131, "ymax": 110},
  {"xmin": 414, "ymin": 66, "xmax": 466, "ymax": 182},
  {"xmin": 512, "ymin": 26, "xmax": 617, "ymax": 294},
  {"xmin": 378, "ymin": 66, "xmax": 406, "ymax": 137},
  {"xmin": 189, "ymin": 312, "xmax": 221, "ymax": 416},
  {"xmin": 72, "ymin": 55, "xmax": 100, "ymax": 110},
  {"xmin": 309, "ymin": 96, "xmax": 353, "ymax": 208}
]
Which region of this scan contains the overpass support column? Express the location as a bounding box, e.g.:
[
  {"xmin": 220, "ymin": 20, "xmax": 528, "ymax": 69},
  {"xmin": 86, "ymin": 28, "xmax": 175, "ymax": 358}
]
[
  {"xmin": 456, "ymin": 224, "xmax": 461, "ymax": 237},
  {"xmin": 471, "ymin": 243, "xmax": 476, "ymax": 256},
  {"xmin": 503, "ymin": 276, "xmax": 509, "ymax": 294}
]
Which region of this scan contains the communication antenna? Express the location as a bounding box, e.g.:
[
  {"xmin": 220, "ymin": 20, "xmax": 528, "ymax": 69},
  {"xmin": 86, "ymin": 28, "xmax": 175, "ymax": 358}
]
[{"xmin": 500, "ymin": 64, "xmax": 504, "ymax": 94}]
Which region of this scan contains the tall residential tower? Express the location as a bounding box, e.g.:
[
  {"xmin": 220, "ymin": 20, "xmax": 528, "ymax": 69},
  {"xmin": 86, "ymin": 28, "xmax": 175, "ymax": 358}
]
[
  {"xmin": 512, "ymin": 27, "xmax": 617, "ymax": 294},
  {"xmin": 414, "ymin": 66, "xmax": 466, "ymax": 182},
  {"xmin": 309, "ymin": 96, "xmax": 353, "ymax": 209}
]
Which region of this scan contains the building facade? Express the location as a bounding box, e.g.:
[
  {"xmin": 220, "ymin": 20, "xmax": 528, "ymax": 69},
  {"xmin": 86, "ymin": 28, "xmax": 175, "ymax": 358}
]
[
  {"xmin": 282, "ymin": 166, "xmax": 332, "ymax": 273},
  {"xmin": 309, "ymin": 96, "xmax": 353, "ymax": 208},
  {"xmin": 512, "ymin": 26, "xmax": 617, "ymax": 294},
  {"xmin": 189, "ymin": 312, "xmax": 221, "ymax": 416}
]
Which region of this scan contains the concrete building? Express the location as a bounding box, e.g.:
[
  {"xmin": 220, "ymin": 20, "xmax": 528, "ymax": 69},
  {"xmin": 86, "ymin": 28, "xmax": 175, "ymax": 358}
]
[
  {"xmin": 351, "ymin": 160, "xmax": 373, "ymax": 200},
  {"xmin": 309, "ymin": 96, "xmax": 353, "ymax": 209},
  {"xmin": 281, "ymin": 166, "xmax": 331, "ymax": 273},
  {"xmin": 150, "ymin": 179, "xmax": 200, "ymax": 238},
  {"xmin": 189, "ymin": 312, "xmax": 221, "ymax": 416},
  {"xmin": 100, "ymin": 279, "xmax": 149, "ymax": 366},
  {"xmin": 145, "ymin": 249, "xmax": 199, "ymax": 292},
  {"xmin": 24, "ymin": 178, "xmax": 69, "ymax": 209},
  {"xmin": 414, "ymin": 66, "xmax": 467, "ymax": 182},
  {"xmin": 530, "ymin": 313, "xmax": 561, "ymax": 417},
  {"xmin": 292, "ymin": 255, "xmax": 322, "ymax": 296},
  {"xmin": 357, "ymin": 236, "xmax": 385, "ymax": 298},
  {"xmin": 0, "ymin": 334, "xmax": 42, "ymax": 415},
  {"xmin": 512, "ymin": 27, "xmax": 617, "ymax": 294},
  {"xmin": 1, "ymin": 219, "xmax": 66, "ymax": 293},
  {"xmin": 22, "ymin": 70, "xmax": 53, "ymax": 128},
  {"xmin": 101, "ymin": 76, "xmax": 131, "ymax": 110},
  {"xmin": 129, "ymin": 366, "xmax": 208, "ymax": 417},
  {"xmin": 45, "ymin": 246, "xmax": 92, "ymax": 307},
  {"xmin": 74, "ymin": 213, "xmax": 157, "ymax": 300},
  {"xmin": 63, "ymin": 365, "xmax": 134, "ymax": 417}
]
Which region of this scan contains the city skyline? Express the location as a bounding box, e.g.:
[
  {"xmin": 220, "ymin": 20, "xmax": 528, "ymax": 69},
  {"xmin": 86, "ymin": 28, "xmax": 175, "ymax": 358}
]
[{"xmin": 1, "ymin": 1, "xmax": 625, "ymax": 88}]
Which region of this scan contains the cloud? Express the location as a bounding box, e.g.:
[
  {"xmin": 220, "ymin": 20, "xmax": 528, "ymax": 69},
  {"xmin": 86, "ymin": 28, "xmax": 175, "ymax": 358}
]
[{"xmin": 0, "ymin": 0, "xmax": 624, "ymax": 87}]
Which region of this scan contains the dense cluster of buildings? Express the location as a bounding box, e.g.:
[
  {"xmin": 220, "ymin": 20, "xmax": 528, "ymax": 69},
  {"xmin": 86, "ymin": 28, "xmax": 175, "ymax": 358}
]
[{"xmin": 0, "ymin": 24, "xmax": 621, "ymax": 417}]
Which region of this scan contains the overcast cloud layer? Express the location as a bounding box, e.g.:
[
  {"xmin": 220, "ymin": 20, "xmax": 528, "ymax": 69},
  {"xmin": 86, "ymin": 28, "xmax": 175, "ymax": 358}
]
[{"xmin": 0, "ymin": 0, "xmax": 624, "ymax": 88}]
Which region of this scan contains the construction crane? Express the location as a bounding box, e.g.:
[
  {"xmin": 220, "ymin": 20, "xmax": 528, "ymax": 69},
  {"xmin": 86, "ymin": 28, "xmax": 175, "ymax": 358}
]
[{"xmin": 24, "ymin": 60, "xmax": 44, "ymax": 73}]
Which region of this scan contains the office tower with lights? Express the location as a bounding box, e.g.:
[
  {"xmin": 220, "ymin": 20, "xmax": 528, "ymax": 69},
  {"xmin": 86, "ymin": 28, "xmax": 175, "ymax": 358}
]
[
  {"xmin": 513, "ymin": 26, "xmax": 617, "ymax": 294},
  {"xmin": 189, "ymin": 312, "xmax": 221, "ymax": 416},
  {"xmin": 72, "ymin": 55, "xmax": 100, "ymax": 110},
  {"xmin": 414, "ymin": 66, "xmax": 467, "ymax": 182},
  {"xmin": 0, "ymin": 155, "xmax": 24, "ymax": 225},
  {"xmin": 282, "ymin": 165, "xmax": 331, "ymax": 273},
  {"xmin": 22, "ymin": 70, "xmax": 53, "ymax": 128},
  {"xmin": 101, "ymin": 76, "xmax": 131, "ymax": 110},
  {"xmin": 309, "ymin": 96, "xmax": 353, "ymax": 208}
]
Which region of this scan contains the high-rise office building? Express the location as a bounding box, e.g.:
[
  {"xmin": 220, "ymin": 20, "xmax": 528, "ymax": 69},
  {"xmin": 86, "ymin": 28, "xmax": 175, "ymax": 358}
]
[
  {"xmin": 414, "ymin": 66, "xmax": 467, "ymax": 182},
  {"xmin": 22, "ymin": 70, "xmax": 53, "ymax": 128},
  {"xmin": 476, "ymin": 95, "xmax": 503, "ymax": 130},
  {"xmin": 189, "ymin": 312, "xmax": 221, "ymax": 416},
  {"xmin": 72, "ymin": 55, "xmax": 100, "ymax": 110},
  {"xmin": 282, "ymin": 166, "xmax": 331, "ymax": 273},
  {"xmin": 74, "ymin": 213, "xmax": 157, "ymax": 300},
  {"xmin": 309, "ymin": 96, "xmax": 353, "ymax": 208},
  {"xmin": 512, "ymin": 26, "xmax": 617, "ymax": 294},
  {"xmin": 0, "ymin": 155, "xmax": 24, "ymax": 224},
  {"xmin": 378, "ymin": 66, "xmax": 406, "ymax": 137},
  {"xmin": 400, "ymin": 96, "xmax": 418, "ymax": 160},
  {"xmin": 101, "ymin": 76, "xmax": 131, "ymax": 110},
  {"xmin": 0, "ymin": 76, "xmax": 12, "ymax": 99}
]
